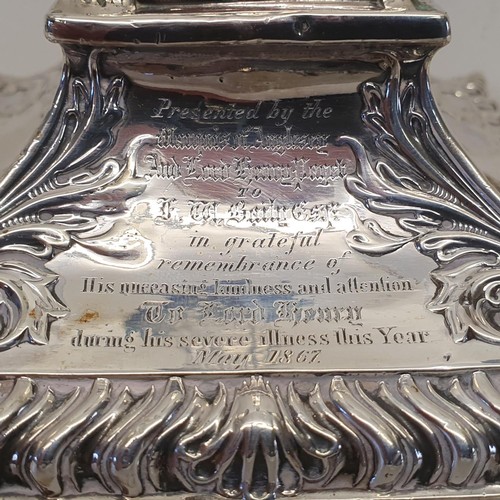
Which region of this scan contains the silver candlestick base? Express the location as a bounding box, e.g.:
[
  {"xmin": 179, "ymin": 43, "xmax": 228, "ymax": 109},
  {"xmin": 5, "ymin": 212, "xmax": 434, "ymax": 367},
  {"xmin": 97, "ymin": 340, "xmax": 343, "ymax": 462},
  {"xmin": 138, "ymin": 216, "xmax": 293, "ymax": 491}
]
[{"xmin": 0, "ymin": 1, "xmax": 499, "ymax": 499}]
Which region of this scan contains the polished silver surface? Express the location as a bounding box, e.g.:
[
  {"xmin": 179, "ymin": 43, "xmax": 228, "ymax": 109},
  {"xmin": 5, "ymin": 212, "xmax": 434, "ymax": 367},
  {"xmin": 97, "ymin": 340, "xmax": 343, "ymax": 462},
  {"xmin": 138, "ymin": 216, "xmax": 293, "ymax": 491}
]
[
  {"xmin": 47, "ymin": 0, "xmax": 449, "ymax": 46},
  {"xmin": 0, "ymin": 30, "xmax": 490, "ymax": 374},
  {"xmin": 1, "ymin": 0, "xmax": 500, "ymax": 498}
]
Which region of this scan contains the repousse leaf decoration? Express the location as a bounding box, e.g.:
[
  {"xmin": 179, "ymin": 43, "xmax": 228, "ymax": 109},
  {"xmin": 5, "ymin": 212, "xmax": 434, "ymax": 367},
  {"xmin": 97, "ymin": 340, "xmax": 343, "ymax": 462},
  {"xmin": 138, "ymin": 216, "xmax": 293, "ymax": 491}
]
[
  {"xmin": 342, "ymin": 55, "xmax": 500, "ymax": 344},
  {"xmin": 0, "ymin": 51, "xmax": 148, "ymax": 349},
  {"xmin": 0, "ymin": 261, "xmax": 67, "ymax": 348}
]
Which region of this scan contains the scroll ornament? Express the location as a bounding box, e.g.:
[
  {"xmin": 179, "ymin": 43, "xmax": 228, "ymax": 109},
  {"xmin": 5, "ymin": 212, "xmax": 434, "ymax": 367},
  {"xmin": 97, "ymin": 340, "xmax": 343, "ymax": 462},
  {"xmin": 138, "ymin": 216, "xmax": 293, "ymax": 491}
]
[
  {"xmin": 0, "ymin": 51, "xmax": 147, "ymax": 350},
  {"xmin": 342, "ymin": 56, "xmax": 500, "ymax": 345}
]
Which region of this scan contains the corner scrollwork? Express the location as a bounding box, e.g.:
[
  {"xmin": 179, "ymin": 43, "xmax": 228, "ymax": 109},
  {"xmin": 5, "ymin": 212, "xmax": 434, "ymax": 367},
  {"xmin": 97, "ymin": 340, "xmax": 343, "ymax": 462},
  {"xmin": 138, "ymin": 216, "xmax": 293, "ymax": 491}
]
[
  {"xmin": 0, "ymin": 50, "xmax": 146, "ymax": 350},
  {"xmin": 341, "ymin": 55, "xmax": 500, "ymax": 344}
]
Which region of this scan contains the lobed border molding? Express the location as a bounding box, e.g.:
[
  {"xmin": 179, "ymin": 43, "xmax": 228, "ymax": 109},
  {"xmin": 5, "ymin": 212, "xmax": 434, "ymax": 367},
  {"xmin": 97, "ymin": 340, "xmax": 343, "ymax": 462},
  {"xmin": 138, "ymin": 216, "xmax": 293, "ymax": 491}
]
[
  {"xmin": 2, "ymin": 22, "xmax": 500, "ymax": 500},
  {"xmin": 0, "ymin": 370, "xmax": 499, "ymax": 500}
]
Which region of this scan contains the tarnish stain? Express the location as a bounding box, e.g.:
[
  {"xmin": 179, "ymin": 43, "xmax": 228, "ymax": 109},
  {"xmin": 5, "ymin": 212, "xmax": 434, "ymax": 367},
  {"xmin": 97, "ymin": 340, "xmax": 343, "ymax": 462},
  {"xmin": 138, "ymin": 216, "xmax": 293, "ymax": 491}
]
[
  {"xmin": 78, "ymin": 310, "xmax": 100, "ymax": 323},
  {"xmin": 29, "ymin": 308, "xmax": 43, "ymax": 321}
]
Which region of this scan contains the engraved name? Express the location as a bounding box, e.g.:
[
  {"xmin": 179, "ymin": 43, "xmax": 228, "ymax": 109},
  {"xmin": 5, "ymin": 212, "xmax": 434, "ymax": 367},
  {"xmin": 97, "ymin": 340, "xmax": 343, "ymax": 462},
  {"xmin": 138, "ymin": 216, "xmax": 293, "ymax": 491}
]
[
  {"xmin": 141, "ymin": 152, "xmax": 350, "ymax": 189},
  {"xmin": 156, "ymin": 199, "xmax": 342, "ymax": 227},
  {"xmin": 156, "ymin": 126, "xmax": 330, "ymax": 153}
]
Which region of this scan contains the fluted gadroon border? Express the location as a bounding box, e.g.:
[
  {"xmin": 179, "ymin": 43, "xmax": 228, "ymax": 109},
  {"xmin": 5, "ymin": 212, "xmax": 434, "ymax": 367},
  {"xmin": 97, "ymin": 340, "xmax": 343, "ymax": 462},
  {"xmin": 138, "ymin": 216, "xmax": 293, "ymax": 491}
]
[{"xmin": 0, "ymin": 372, "xmax": 499, "ymax": 499}]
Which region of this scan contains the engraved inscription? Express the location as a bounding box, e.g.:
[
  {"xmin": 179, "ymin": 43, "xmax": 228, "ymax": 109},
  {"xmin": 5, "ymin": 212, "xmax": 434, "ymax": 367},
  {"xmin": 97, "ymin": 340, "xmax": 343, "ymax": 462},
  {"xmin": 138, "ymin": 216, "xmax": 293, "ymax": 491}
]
[
  {"xmin": 81, "ymin": 275, "xmax": 415, "ymax": 298},
  {"xmin": 39, "ymin": 91, "xmax": 446, "ymax": 374},
  {"xmin": 273, "ymin": 301, "xmax": 363, "ymax": 325},
  {"xmin": 142, "ymin": 151, "xmax": 349, "ymax": 190},
  {"xmin": 67, "ymin": 322, "xmax": 432, "ymax": 370}
]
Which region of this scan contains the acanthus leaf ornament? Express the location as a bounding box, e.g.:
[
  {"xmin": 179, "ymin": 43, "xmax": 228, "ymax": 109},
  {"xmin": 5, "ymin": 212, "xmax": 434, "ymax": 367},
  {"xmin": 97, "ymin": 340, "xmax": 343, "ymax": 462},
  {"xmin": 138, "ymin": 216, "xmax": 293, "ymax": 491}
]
[
  {"xmin": 0, "ymin": 50, "xmax": 147, "ymax": 350},
  {"xmin": 170, "ymin": 376, "xmax": 345, "ymax": 500},
  {"xmin": 341, "ymin": 56, "xmax": 500, "ymax": 345},
  {"xmin": 0, "ymin": 261, "xmax": 67, "ymax": 349}
]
